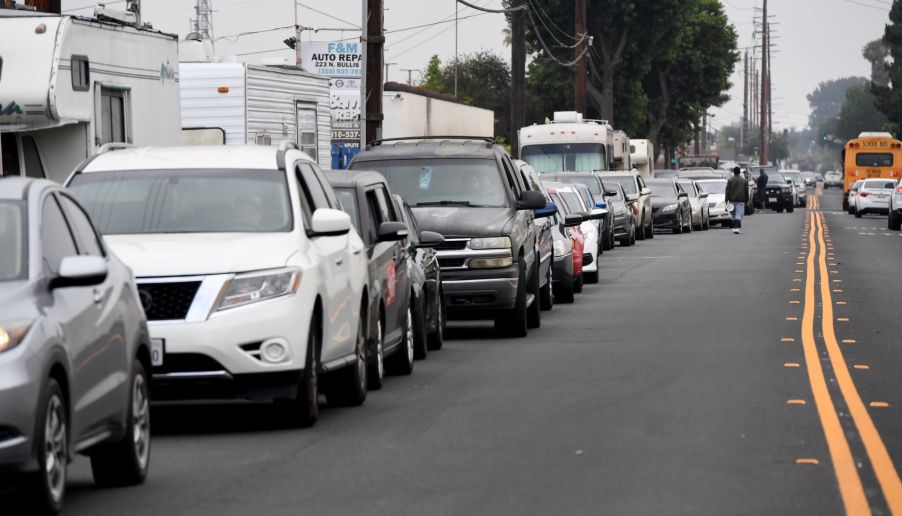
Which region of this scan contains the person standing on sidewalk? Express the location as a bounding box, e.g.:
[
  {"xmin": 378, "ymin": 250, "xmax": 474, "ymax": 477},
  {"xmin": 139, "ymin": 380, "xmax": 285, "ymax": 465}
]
[{"xmin": 726, "ymin": 166, "xmax": 749, "ymax": 234}]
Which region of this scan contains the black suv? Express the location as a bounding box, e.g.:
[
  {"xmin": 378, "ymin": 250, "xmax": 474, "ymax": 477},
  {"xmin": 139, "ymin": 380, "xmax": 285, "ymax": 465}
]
[
  {"xmin": 751, "ymin": 168, "xmax": 794, "ymax": 213},
  {"xmin": 327, "ymin": 170, "xmax": 414, "ymax": 389},
  {"xmin": 350, "ymin": 137, "xmax": 546, "ymax": 337}
]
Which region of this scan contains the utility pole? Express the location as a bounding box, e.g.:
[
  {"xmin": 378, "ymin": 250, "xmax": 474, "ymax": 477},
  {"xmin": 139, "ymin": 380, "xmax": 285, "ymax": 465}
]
[
  {"xmin": 293, "ymin": 0, "xmax": 301, "ymax": 66},
  {"xmin": 384, "ymin": 62, "xmax": 397, "ymax": 82},
  {"xmin": 742, "ymin": 50, "xmax": 748, "ymax": 150},
  {"xmin": 401, "ymin": 68, "xmax": 418, "ymax": 86},
  {"xmin": 364, "ymin": 0, "xmax": 384, "ymax": 146},
  {"xmin": 758, "ymin": 0, "xmax": 768, "ymax": 166},
  {"xmin": 454, "ymin": 0, "xmax": 459, "ymax": 98},
  {"xmin": 574, "ymin": 0, "xmax": 587, "ymax": 114},
  {"xmin": 510, "ymin": 0, "xmax": 526, "ymax": 156}
]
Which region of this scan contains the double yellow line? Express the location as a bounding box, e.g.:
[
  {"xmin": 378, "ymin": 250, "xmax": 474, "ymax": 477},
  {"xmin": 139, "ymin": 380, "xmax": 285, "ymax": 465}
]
[{"xmin": 800, "ymin": 198, "xmax": 901, "ymax": 514}]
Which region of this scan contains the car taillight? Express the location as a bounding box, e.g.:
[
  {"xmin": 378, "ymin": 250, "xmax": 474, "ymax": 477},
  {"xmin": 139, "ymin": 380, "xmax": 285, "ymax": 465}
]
[
  {"xmin": 859, "ymin": 191, "xmax": 870, "ymax": 197},
  {"xmin": 896, "ymin": 185, "xmax": 902, "ymax": 193}
]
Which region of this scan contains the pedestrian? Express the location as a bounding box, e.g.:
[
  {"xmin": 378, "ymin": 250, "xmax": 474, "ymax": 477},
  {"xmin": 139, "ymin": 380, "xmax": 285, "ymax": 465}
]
[
  {"xmin": 726, "ymin": 166, "xmax": 749, "ymax": 234},
  {"xmin": 756, "ymin": 168, "xmax": 769, "ymax": 211}
]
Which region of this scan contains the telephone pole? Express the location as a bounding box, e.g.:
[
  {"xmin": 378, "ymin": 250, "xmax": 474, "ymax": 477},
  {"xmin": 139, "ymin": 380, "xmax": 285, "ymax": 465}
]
[
  {"xmin": 758, "ymin": 0, "xmax": 769, "ymax": 166},
  {"xmin": 574, "ymin": 0, "xmax": 587, "ymax": 114},
  {"xmin": 401, "ymin": 68, "xmax": 418, "ymax": 86},
  {"xmin": 742, "ymin": 50, "xmax": 748, "ymax": 149},
  {"xmin": 510, "ymin": 0, "xmax": 526, "ymax": 157},
  {"xmin": 363, "ymin": 0, "xmax": 384, "ymax": 146}
]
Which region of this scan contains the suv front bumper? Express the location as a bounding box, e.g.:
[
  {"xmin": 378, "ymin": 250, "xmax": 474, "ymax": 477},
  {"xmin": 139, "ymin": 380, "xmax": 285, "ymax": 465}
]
[{"xmin": 442, "ymin": 264, "xmax": 520, "ymax": 318}]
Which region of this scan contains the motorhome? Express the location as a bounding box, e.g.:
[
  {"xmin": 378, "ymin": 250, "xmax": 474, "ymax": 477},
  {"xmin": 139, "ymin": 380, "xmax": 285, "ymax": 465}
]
[
  {"xmin": 612, "ymin": 130, "xmax": 631, "ymax": 171},
  {"xmin": 179, "ymin": 45, "xmax": 332, "ymax": 168},
  {"xmin": 0, "ymin": 8, "xmax": 181, "ymax": 182},
  {"xmin": 518, "ymin": 111, "xmax": 614, "ymax": 173},
  {"xmin": 630, "ymin": 139, "xmax": 654, "ymax": 179}
]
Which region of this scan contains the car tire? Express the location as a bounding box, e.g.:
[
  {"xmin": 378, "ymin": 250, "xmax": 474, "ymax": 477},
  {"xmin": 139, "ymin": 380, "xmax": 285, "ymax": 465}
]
[
  {"xmin": 367, "ymin": 315, "xmax": 385, "ymax": 390},
  {"xmin": 90, "ymin": 360, "xmax": 151, "ymax": 487},
  {"xmin": 326, "ymin": 304, "xmax": 368, "ymax": 407},
  {"xmin": 776, "ymin": 208, "xmax": 784, "ymax": 213},
  {"xmin": 411, "ymin": 294, "xmax": 429, "ymax": 360},
  {"xmin": 22, "ymin": 379, "xmax": 68, "ymax": 516},
  {"xmin": 584, "ymin": 270, "xmax": 599, "ymax": 283},
  {"xmin": 855, "ymin": 210, "xmax": 863, "ymax": 218},
  {"xmin": 554, "ymin": 275, "xmax": 575, "ymax": 303},
  {"xmin": 386, "ymin": 304, "xmax": 415, "ymax": 375},
  {"xmin": 495, "ymin": 261, "xmax": 528, "ymax": 337},
  {"xmin": 278, "ymin": 322, "xmax": 320, "ymax": 427},
  {"xmin": 426, "ymin": 292, "xmax": 445, "ymax": 351},
  {"xmin": 889, "ymin": 210, "xmax": 902, "ymax": 230},
  {"xmin": 843, "ymin": 199, "xmax": 849, "ymax": 211},
  {"xmin": 645, "ymin": 215, "xmax": 654, "ymax": 239},
  {"xmin": 526, "ymin": 262, "xmax": 541, "ymax": 329},
  {"xmin": 787, "ymin": 206, "xmax": 795, "ymax": 213},
  {"xmin": 672, "ymin": 223, "xmax": 682, "ymax": 234},
  {"xmin": 636, "ymin": 216, "xmax": 646, "ymax": 241},
  {"xmin": 540, "ymin": 265, "xmax": 554, "ymax": 311},
  {"xmin": 573, "ymin": 272, "xmax": 584, "ymax": 293}
]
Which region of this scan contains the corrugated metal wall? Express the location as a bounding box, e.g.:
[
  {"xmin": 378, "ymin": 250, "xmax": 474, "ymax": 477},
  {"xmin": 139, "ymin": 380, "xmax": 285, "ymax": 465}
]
[
  {"xmin": 179, "ymin": 63, "xmax": 247, "ymax": 145},
  {"xmin": 246, "ymin": 65, "xmax": 332, "ymax": 169}
]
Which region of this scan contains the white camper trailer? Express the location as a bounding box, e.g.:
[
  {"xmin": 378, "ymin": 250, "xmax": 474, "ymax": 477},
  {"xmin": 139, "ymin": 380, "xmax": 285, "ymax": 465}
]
[
  {"xmin": 612, "ymin": 130, "xmax": 631, "ymax": 171},
  {"xmin": 630, "ymin": 139, "xmax": 654, "ymax": 179},
  {"xmin": 0, "ymin": 9, "xmax": 181, "ymax": 182},
  {"xmin": 382, "ymin": 83, "xmax": 494, "ymax": 139},
  {"xmin": 518, "ymin": 111, "xmax": 614, "ymax": 173},
  {"xmin": 179, "ymin": 60, "xmax": 332, "ymax": 168}
]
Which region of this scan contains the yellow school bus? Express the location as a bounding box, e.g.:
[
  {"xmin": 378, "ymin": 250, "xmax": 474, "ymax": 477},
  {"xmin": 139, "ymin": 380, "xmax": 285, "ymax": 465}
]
[{"xmin": 842, "ymin": 132, "xmax": 902, "ymax": 209}]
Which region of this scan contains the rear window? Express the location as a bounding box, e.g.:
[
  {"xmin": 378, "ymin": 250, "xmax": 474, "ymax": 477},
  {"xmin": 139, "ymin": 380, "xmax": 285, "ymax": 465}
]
[
  {"xmin": 603, "ymin": 175, "xmax": 637, "ymax": 194},
  {"xmin": 863, "ymin": 180, "xmax": 896, "ymax": 189},
  {"xmin": 856, "ymin": 153, "xmax": 893, "ymax": 167},
  {"xmin": 548, "ymin": 175, "xmax": 601, "ymax": 195}
]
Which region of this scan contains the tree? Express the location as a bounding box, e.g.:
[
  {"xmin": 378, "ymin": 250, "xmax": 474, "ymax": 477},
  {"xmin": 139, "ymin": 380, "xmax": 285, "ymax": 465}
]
[
  {"xmin": 807, "ymin": 77, "xmax": 867, "ymax": 132},
  {"xmin": 874, "ymin": 0, "xmax": 902, "ymax": 135},
  {"xmin": 421, "ymin": 55, "xmax": 443, "ymax": 92},
  {"xmin": 834, "ymin": 83, "xmax": 890, "ymax": 140},
  {"xmin": 863, "ymin": 39, "xmax": 890, "ymax": 87}
]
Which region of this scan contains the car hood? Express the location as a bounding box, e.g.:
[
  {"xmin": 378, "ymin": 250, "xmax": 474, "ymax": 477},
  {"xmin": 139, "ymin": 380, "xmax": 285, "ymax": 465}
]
[
  {"xmin": 0, "ymin": 281, "xmax": 37, "ymax": 321},
  {"xmin": 707, "ymin": 193, "xmax": 725, "ymax": 203},
  {"xmin": 105, "ymin": 233, "xmax": 298, "ymax": 277},
  {"xmin": 651, "ymin": 197, "xmax": 679, "ymax": 208},
  {"xmin": 410, "ymin": 206, "xmax": 515, "ymax": 238}
]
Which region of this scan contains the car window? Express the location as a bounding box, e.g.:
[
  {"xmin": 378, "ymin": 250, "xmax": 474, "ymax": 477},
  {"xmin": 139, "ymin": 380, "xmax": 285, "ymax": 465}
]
[
  {"xmin": 400, "ymin": 202, "xmax": 421, "ymax": 245},
  {"xmin": 307, "ymin": 162, "xmax": 339, "ymax": 208},
  {"xmin": 41, "ymin": 196, "xmax": 79, "ymax": 276},
  {"xmin": 604, "ymin": 175, "xmax": 638, "ymax": 195},
  {"xmin": 297, "ymin": 164, "xmax": 331, "ymax": 210},
  {"xmin": 335, "ymin": 188, "xmax": 360, "ymax": 229},
  {"xmin": 0, "ymin": 201, "xmax": 27, "ymax": 281},
  {"xmin": 501, "ymin": 157, "xmax": 522, "ymax": 197},
  {"xmin": 369, "ymin": 186, "xmax": 395, "ymax": 223},
  {"xmin": 57, "ymin": 194, "xmax": 104, "ymax": 257}
]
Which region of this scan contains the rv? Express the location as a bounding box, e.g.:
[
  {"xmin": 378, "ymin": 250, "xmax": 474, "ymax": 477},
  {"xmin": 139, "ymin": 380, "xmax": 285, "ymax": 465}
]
[
  {"xmin": 0, "ymin": 8, "xmax": 181, "ymax": 182},
  {"xmin": 630, "ymin": 139, "xmax": 654, "ymax": 179},
  {"xmin": 382, "ymin": 82, "xmax": 494, "ymax": 140},
  {"xmin": 179, "ymin": 53, "xmax": 332, "ymax": 168},
  {"xmin": 612, "ymin": 130, "xmax": 631, "ymax": 171},
  {"xmin": 518, "ymin": 111, "xmax": 614, "ymax": 173}
]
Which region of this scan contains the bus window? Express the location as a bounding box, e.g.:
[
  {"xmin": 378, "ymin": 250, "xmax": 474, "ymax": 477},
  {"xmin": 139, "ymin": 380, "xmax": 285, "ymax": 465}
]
[
  {"xmin": 1, "ymin": 133, "xmax": 20, "ymax": 177},
  {"xmin": 855, "ymin": 153, "xmax": 893, "ymax": 167}
]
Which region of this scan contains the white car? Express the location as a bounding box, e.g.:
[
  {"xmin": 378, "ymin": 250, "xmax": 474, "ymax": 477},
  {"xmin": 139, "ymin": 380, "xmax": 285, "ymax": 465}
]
[
  {"xmin": 854, "ymin": 178, "xmax": 896, "ymax": 218},
  {"xmin": 544, "ymin": 182, "xmax": 602, "ymax": 282},
  {"xmin": 695, "ymin": 179, "xmax": 730, "ymax": 227},
  {"xmin": 889, "ymin": 178, "xmax": 902, "ymax": 230},
  {"xmin": 67, "ymin": 145, "xmax": 370, "ymax": 427},
  {"xmin": 824, "ymin": 171, "xmax": 843, "ymax": 188}
]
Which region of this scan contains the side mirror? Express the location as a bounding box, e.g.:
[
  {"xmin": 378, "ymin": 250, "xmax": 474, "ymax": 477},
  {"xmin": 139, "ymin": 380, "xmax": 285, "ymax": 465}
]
[
  {"xmin": 699, "ymin": 192, "xmax": 709, "ymax": 198},
  {"xmin": 311, "ymin": 208, "xmax": 352, "ymax": 236},
  {"xmin": 518, "ymin": 190, "xmax": 547, "ymax": 210},
  {"xmin": 625, "ymin": 194, "xmax": 638, "ymax": 203},
  {"xmin": 603, "ymin": 191, "xmax": 618, "ymax": 197},
  {"xmin": 50, "ymin": 256, "xmax": 108, "ymax": 290},
  {"xmin": 377, "ymin": 221, "xmax": 409, "ymax": 242},
  {"xmin": 563, "ymin": 214, "xmax": 584, "ymax": 227},
  {"xmin": 588, "ymin": 208, "xmax": 607, "ymax": 220},
  {"xmin": 640, "ymin": 187, "xmax": 651, "ymax": 195},
  {"xmin": 678, "ymin": 192, "xmax": 689, "ymax": 198},
  {"xmin": 416, "ymin": 230, "xmax": 445, "ymax": 248},
  {"xmin": 595, "ymin": 201, "xmax": 608, "ymax": 209},
  {"xmin": 786, "ymin": 179, "xmax": 793, "ymax": 184},
  {"xmin": 533, "ymin": 201, "xmax": 558, "ymax": 219}
]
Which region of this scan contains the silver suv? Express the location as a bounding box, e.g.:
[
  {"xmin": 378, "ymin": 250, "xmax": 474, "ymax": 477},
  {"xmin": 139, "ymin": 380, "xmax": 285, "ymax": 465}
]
[{"xmin": 0, "ymin": 178, "xmax": 152, "ymax": 514}]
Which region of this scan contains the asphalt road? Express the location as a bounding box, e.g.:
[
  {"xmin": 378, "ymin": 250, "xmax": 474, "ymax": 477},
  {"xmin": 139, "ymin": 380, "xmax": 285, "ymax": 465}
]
[{"xmin": 13, "ymin": 188, "xmax": 902, "ymax": 515}]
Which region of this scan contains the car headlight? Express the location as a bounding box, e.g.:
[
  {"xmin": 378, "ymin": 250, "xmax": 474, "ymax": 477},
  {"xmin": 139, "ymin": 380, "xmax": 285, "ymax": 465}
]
[
  {"xmin": 662, "ymin": 204, "xmax": 678, "ymax": 213},
  {"xmin": 216, "ymin": 269, "xmax": 302, "ymax": 311},
  {"xmin": 553, "ymin": 240, "xmax": 567, "ymax": 257},
  {"xmin": 0, "ymin": 319, "xmax": 33, "ymax": 354},
  {"xmin": 468, "ymin": 257, "xmax": 514, "ymax": 269},
  {"xmin": 469, "ymin": 236, "xmax": 511, "ymax": 250}
]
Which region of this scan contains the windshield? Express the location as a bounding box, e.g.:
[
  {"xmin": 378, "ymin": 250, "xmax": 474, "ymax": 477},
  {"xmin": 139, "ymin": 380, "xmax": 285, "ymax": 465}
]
[
  {"xmin": 335, "ymin": 188, "xmax": 360, "ymax": 228},
  {"xmin": 0, "ymin": 202, "xmax": 27, "ymax": 281},
  {"xmin": 601, "ymin": 181, "xmax": 624, "ymax": 201},
  {"xmin": 559, "ymin": 191, "xmax": 587, "ymax": 213},
  {"xmin": 696, "ymin": 181, "xmax": 726, "ymax": 194},
  {"xmin": 783, "ymin": 172, "xmax": 802, "ymax": 184},
  {"xmin": 604, "ymin": 175, "xmax": 637, "ymax": 194},
  {"xmin": 676, "ymin": 181, "xmax": 696, "ymax": 195},
  {"xmin": 647, "ymin": 182, "xmax": 676, "ymax": 197},
  {"xmin": 355, "ymin": 159, "xmax": 507, "ymax": 208},
  {"xmin": 68, "ymin": 169, "xmax": 293, "ymax": 234},
  {"xmin": 547, "ymin": 175, "xmax": 601, "ymax": 195},
  {"xmin": 768, "ymin": 172, "xmax": 786, "ymax": 185},
  {"xmin": 521, "ymin": 143, "xmax": 606, "ymax": 173}
]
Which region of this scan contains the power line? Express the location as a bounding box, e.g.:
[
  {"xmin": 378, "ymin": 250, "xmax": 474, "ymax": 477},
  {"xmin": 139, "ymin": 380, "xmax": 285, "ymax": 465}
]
[
  {"xmin": 62, "ymin": 0, "xmax": 126, "ymax": 13},
  {"xmin": 837, "ymin": 0, "xmax": 891, "ymax": 10},
  {"xmin": 456, "ymin": 0, "xmax": 526, "ymax": 13},
  {"xmin": 296, "ymin": 2, "xmax": 360, "ymax": 28}
]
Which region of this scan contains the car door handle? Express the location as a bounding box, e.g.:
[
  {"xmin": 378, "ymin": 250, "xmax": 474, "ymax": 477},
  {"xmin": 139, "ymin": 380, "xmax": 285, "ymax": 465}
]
[
  {"xmin": 92, "ymin": 288, "xmax": 103, "ymax": 304},
  {"xmin": 335, "ymin": 257, "xmax": 344, "ymax": 266}
]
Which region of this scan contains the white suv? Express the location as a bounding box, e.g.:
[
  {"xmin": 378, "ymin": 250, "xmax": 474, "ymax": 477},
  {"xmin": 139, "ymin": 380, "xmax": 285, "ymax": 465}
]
[{"xmin": 67, "ymin": 145, "xmax": 370, "ymax": 427}]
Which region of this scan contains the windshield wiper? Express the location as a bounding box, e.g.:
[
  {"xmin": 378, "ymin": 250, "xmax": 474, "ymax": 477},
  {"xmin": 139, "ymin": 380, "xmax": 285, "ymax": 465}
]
[{"xmin": 416, "ymin": 200, "xmax": 478, "ymax": 207}]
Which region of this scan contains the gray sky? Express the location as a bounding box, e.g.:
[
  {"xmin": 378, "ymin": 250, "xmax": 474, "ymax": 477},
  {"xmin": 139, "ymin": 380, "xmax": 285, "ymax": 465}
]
[{"xmin": 61, "ymin": 0, "xmax": 894, "ymax": 131}]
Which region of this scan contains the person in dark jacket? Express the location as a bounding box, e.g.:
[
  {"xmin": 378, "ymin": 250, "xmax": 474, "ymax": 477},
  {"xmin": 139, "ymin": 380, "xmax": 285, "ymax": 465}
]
[
  {"xmin": 726, "ymin": 166, "xmax": 749, "ymax": 234},
  {"xmin": 756, "ymin": 169, "xmax": 769, "ymax": 211}
]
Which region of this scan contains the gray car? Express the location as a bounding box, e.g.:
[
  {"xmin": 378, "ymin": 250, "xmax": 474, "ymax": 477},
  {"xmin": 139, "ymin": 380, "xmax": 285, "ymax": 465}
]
[{"xmin": 0, "ymin": 178, "xmax": 151, "ymax": 514}]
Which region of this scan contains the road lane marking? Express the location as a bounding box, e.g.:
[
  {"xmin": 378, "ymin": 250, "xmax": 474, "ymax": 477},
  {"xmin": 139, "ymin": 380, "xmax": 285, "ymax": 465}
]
[
  {"xmin": 791, "ymin": 288, "xmax": 801, "ymax": 292},
  {"xmin": 837, "ymin": 318, "xmax": 850, "ymax": 322},
  {"xmin": 785, "ymin": 363, "xmax": 801, "ymax": 368},
  {"xmin": 800, "ymin": 210, "xmax": 870, "ymax": 514},
  {"xmin": 790, "ymin": 300, "xmax": 801, "ymax": 304},
  {"xmin": 842, "ymin": 339, "xmax": 856, "ymax": 344},
  {"xmin": 815, "ymin": 211, "xmax": 902, "ymax": 513},
  {"xmin": 782, "ymin": 338, "xmax": 796, "ymax": 342},
  {"xmin": 797, "ymin": 458, "xmax": 821, "ymax": 465},
  {"xmin": 837, "ymin": 301, "xmax": 847, "ymax": 305},
  {"xmin": 786, "ymin": 317, "xmax": 799, "ymax": 321},
  {"xmin": 853, "ymin": 365, "xmax": 870, "ymax": 370},
  {"xmin": 787, "ymin": 399, "xmax": 807, "ymax": 405},
  {"xmin": 869, "ymin": 402, "xmax": 890, "ymax": 408}
]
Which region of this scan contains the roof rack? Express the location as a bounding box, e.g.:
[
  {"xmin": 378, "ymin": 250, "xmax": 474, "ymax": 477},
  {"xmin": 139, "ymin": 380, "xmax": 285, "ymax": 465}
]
[{"xmin": 368, "ymin": 136, "xmax": 497, "ymax": 147}]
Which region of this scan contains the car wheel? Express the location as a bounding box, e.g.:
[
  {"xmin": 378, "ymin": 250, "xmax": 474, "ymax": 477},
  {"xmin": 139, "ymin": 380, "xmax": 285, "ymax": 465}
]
[
  {"xmin": 629, "ymin": 225, "xmax": 637, "ymax": 245},
  {"xmin": 325, "ymin": 303, "xmax": 368, "ymax": 407},
  {"xmin": 495, "ymin": 261, "xmax": 528, "ymax": 337},
  {"xmin": 411, "ymin": 294, "xmax": 429, "ymax": 360},
  {"xmin": 367, "ymin": 316, "xmax": 385, "ymax": 390},
  {"xmin": 540, "ymin": 265, "xmax": 553, "ymax": 311},
  {"xmin": 277, "ymin": 322, "xmax": 320, "ymax": 427},
  {"xmin": 22, "ymin": 379, "xmax": 67, "ymax": 515},
  {"xmin": 672, "ymin": 222, "xmax": 682, "ymax": 234},
  {"xmin": 584, "ymin": 270, "xmax": 599, "ymax": 283},
  {"xmin": 636, "ymin": 216, "xmax": 646, "ymax": 241},
  {"xmin": 843, "ymin": 199, "xmax": 849, "ymax": 211},
  {"xmin": 90, "ymin": 360, "xmax": 151, "ymax": 487},
  {"xmin": 526, "ymin": 262, "xmax": 541, "ymax": 329},
  {"xmin": 855, "ymin": 210, "xmax": 863, "ymax": 218},
  {"xmin": 645, "ymin": 214, "xmax": 654, "ymax": 239},
  {"xmin": 426, "ymin": 292, "xmax": 445, "ymax": 351},
  {"xmin": 704, "ymin": 215, "xmax": 710, "ymax": 230},
  {"xmin": 554, "ymin": 276, "xmax": 575, "ymax": 303},
  {"xmin": 573, "ymin": 272, "xmax": 584, "ymax": 293},
  {"xmin": 776, "ymin": 208, "xmax": 784, "ymax": 213},
  {"xmin": 386, "ymin": 305, "xmax": 415, "ymax": 375},
  {"xmin": 787, "ymin": 206, "xmax": 795, "ymax": 213},
  {"xmin": 889, "ymin": 210, "xmax": 902, "ymax": 230}
]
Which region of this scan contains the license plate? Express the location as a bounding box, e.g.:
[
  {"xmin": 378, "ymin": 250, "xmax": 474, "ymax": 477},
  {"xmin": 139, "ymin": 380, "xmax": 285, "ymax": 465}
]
[
  {"xmin": 768, "ymin": 197, "xmax": 777, "ymax": 202},
  {"xmin": 151, "ymin": 338, "xmax": 165, "ymax": 367}
]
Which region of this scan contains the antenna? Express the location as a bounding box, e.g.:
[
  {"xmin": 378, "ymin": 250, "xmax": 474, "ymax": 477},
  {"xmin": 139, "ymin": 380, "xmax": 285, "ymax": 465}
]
[{"xmin": 189, "ymin": 0, "xmax": 215, "ymax": 42}]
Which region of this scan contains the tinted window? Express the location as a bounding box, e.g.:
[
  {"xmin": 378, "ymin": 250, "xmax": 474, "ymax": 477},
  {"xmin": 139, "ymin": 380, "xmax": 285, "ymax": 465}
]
[
  {"xmin": 1, "ymin": 133, "xmax": 19, "ymax": 177},
  {"xmin": 560, "ymin": 191, "xmax": 586, "ymax": 212},
  {"xmin": 100, "ymin": 89, "xmax": 127, "ymax": 144},
  {"xmin": 297, "ymin": 164, "xmax": 331, "ymax": 210},
  {"xmin": 355, "ymin": 158, "xmax": 507, "ymax": 208},
  {"xmin": 41, "ymin": 196, "xmax": 78, "ymax": 276},
  {"xmin": 0, "ymin": 201, "xmax": 27, "ymax": 281},
  {"xmin": 856, "ymin": 153, "xmax": 893, "ymax": 167},
  {"xmin": 677, "ymin": 181, "xmax": 696, "ymax": 195},
  {"xmin": 863, "ymin": 180, "xmax": 896, "ymax": 189},
  {"xmin": 58, "ymin": 195, "xmax": 104, "ymax": 257},
  {"xmin": 604, "ymin": 175, "xmax": 638, "ymax": 194},
  {"xmin": 521, "ymin": 143, "xmax": 606, "ymax": 173},
  {"xmin": 69, "ymin": 169, "xmax": 293, "ymax": 234},
  {"xmin": 335, "ymin": 188, "xmax": 360, "ymax": 229},
  {"xmin": 370, "ymin": 186, "xmax": 395, "ymax": 222},
  {"xmin": 647, "ymin": 182, "xmax": 676, "ymax": 197},
  {"xmin": 20, "ymin": 136, "xmax": 45, "ymax": 179}
]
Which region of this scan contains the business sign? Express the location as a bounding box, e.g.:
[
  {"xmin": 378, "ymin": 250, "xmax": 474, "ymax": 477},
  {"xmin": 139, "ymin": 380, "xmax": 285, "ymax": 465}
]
[{"xmin": 302, "ymin": 42, "xmax": 361, "ymax": 168}]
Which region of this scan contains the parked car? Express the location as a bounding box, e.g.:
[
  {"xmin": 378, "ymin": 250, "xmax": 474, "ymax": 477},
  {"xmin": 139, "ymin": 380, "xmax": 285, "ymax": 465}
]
[
  {"xmin": 0, "ymin": 178, "xmax": 152, "ymax": 514},
  {"xmin": 801, "ymin": 171, "xmax": 818, "ymax": 187},
  {"xmin": 544, "ymin": 184, "xmax": 587, "ymax": 301},
  {"xmin": 653, "ymin": 169, "xmax": 679, "ymax": 179},
  {"xmin": 68, "ymin": 145, "xmax": 371, "ymax": 428},
  {"xmin": 349, "ymin": 137, "xmax": 546, "ymax": 337},
  {"xmin": 695, "ymin": 179, "xmax": 729, "ymax": 227},
  {"xmin": 327, "ymin": 170, "xmax": 416, "ymax": 387},
  {"xmin": 392, "ymin": 194, "xmax": 447, "ymax": 357},
  {"xmin": 538, "ymin": 172, "xmax": 616, "ymax": 249},
  {"xmin": 647, "ymin": 178, "xmax": 692, "ymax": 233},
  {"xmin": 677, "ymin": 167, "xmax": 721, "ymax": 179},
  {"xmin": 676, "ymin": 179, "xmax": 710, "ymax": 230},
  {"xmin": 853, "ymin": 178, "xmax": 896, "ymax": 218},
  {"xmin": 889, "ymin": 179, "xmax": 902, "ymax": 230},
  {"xmin": 544, "ymin": 182, "xmax": 603, "ymax": 282},
  {"xmin": 782, "ymin": 170, "xmax": 807, "ymax": 207},
  {"xmin": 596, "ymin": 170, "xmax": 654, "ymax": 239},
  {"xmin": 761, "ymin": 171, "xmax": 795, "ymax": 213},
  {"xmin": 516, "ymin": 160, "xmax": 558, "ymax": 310},
  {"xmin": 824, "ymin": 171, "xmax": 843, "ymax": 188},
  {"xmin": 848, "ymin": 180, "xmax": 864, "ymax": 214},
  {"xmin": 600, "ymin": 180, "xmax": 637, "ymax": 244}
]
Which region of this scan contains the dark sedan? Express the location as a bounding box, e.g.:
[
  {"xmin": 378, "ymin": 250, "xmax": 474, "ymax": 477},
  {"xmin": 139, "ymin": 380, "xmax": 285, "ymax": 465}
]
[{"xmin": 647, "ymin": 179, "xmax": 692, "ymax": 234}]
